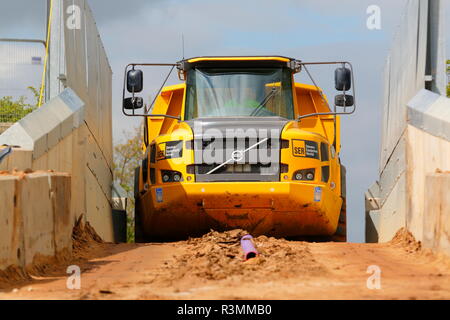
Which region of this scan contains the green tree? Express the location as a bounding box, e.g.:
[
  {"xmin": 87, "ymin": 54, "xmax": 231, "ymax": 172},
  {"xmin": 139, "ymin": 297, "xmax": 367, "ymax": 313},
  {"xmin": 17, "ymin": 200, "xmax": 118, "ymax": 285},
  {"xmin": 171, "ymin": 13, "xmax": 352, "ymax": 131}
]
[
  {"xmin": 0, "ymin": 86, "xmax": 39, "ymax": 122},
  {"xmin": 113, "ymin": 124, "xmax": 144, "ymax": 242}
]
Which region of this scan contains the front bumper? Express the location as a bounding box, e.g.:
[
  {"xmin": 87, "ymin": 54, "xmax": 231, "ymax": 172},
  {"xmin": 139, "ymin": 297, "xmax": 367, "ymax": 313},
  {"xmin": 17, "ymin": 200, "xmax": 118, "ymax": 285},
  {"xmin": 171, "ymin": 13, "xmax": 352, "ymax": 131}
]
[{"xmin": 138, "ymin": 181, "xmax": 342, "ymax": 239}]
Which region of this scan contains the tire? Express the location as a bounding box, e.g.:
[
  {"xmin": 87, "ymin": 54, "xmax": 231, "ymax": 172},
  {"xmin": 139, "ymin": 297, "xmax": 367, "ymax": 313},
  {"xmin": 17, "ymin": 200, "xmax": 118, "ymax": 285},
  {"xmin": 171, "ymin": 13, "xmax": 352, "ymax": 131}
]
[
  {"xmin": 332, "ymin": 198, "xmax": 347, "ymax": 242},
  {"xmin": 332, "ymin": 164, "xmax": 347, "ymax": 242}
]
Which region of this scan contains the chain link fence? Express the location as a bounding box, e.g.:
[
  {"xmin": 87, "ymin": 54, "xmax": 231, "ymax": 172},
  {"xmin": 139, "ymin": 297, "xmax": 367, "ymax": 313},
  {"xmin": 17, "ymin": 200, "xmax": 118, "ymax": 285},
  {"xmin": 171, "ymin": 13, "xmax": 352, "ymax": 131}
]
[{"xmin": 0, "ymin": 39, "xmax": 45, "ymax": 125}]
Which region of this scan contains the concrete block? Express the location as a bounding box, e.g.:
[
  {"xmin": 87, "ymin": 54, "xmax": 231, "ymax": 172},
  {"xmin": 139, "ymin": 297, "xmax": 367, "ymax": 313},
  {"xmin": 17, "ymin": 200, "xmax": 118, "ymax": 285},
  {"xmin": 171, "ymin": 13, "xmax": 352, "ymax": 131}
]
[
  {"xmin": 0, "ymin": 148, "xmax": 32, "ymax": 171},
  {"xmin": 0, "ymin": 172, "xmax": 72, "ymax": 271},
  {"xmin": 48, "ymin": 88, "xmax": 85, "ymax": 137},
  {"xmin": 32, "ymin": 132, "xmax": 73, "ymax": 173},
  {"xmin": 0, "ymin": 124, "xmax": 34, "ymax": 151},
  {"xmin": 365, "ymin": 181, "xmax": 381, "ymax": 211},
  {"xmin": 50, "ymin": 174, "xmax": 72, "ymax": 255},
  {"xmin": 0, "ymin": 175, "xmax": 24, "ymax": 270},
  {"xmin": 0, "ymin": 88, "xmax": 85, "ymax": 160},
  {"xmin": 366, "ymin": 210, "xmax": 380, "ymax": 243},
  {"xmin": 407, "ymin": 89, "xmax": 450, "ymax": 141},
  {"xmin": 379, "ymin": 172, "xmax": 407, "ymax": 242},
  {"xmin": 406, "ymin": 125, "xmax": 450, "ymax": 241},
  {"xmin": 20, "ymin": 173, "xmax": 56, "ymax": 266},
  {"xmin": 365, "ymin": 181, "xmax": 381, "ymax": 243},
  {"xmin": 423, "ymin": 173, "xmax": 450, "ymax": 256},
  {"xmin": 20, "ymin": 105, "xmax": 61, "ymax": 157}
]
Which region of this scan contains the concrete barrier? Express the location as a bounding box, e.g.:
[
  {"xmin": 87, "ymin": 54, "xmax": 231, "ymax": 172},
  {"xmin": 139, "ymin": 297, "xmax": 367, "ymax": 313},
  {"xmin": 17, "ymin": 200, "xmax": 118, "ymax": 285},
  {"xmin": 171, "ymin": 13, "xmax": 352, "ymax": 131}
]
[
  {"xmin": 0, "ymin": 0, "xmax": 115, "ymax": 250},
  {"xmin": 367, "ymin": 89, "xmax": 450, "ymax": 255},
  {"xmin": 0, "ymin": 175, "xmax": 23, "ymax": 270},
  {"xmin": 0, "ymin": 172, "xmax": 71, "ymax": 272},
  {"xmin": 364, "ymin": 182, "xmax": 381, "ymax": 243},
  {"xmin": 423, "ymin": 173, "xmax": 450, "ymax": 256},
  {"xmin": 0, "ymin": 88, "xmax": 114, "ymax": 242},
  {"xmin": 366, "ymin": 0, "xmax": 448, "ymax": 254},
  {"xmin": 405, "ymin": 124, "xmax": 450, "ymax": 241}
]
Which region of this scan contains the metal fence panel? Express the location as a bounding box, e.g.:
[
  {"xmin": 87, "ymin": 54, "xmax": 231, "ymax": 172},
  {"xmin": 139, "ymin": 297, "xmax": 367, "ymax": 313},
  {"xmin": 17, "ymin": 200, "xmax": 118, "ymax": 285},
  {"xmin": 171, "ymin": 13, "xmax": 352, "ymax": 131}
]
[{"xmin": 0, "ymin": 40, "xmax": 45, "ymax": 123}]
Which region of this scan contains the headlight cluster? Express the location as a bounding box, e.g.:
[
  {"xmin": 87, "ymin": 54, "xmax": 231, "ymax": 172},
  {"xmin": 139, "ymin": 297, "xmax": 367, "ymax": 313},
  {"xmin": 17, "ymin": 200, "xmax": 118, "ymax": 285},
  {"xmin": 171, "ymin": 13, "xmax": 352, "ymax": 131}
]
[
  {"xmin": 161, "ymin": 170, "xmax": 183, "ymax": 183},
  {"xmin": 293, "ymin": 168, "xmax": 315, "ymax": 181}
]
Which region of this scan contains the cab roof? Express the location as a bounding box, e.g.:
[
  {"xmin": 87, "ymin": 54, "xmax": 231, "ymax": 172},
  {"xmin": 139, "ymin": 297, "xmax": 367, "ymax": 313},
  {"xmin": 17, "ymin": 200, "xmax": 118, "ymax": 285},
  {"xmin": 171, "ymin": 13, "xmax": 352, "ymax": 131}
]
[{"xmin": 179, "ymin": 56, "xmax": 299, "ymax": 71}]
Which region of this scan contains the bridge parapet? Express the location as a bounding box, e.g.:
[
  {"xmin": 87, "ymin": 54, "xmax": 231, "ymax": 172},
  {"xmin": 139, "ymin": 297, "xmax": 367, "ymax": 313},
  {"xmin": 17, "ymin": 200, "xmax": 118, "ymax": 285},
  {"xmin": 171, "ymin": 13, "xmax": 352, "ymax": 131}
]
[{"xmin": 366, "ymin": 0, "xmax": 449, "ymax": 253}]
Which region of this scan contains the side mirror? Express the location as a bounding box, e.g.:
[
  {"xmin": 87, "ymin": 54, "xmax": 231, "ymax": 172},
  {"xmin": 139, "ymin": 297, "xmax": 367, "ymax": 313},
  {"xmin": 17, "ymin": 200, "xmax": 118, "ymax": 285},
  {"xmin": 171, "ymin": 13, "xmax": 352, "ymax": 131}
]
[
  {"xmin": 123, "ymin": 97, "xmax": 144, "ymax": 110},
  {"xmin": 335, "ymin": 67, "xmax": 351, "ymax": 91},
  {"xmin": 335, "ymin": 94, "xmax": 354, "ymax": 107},
  {"xmin": 127, "ymin": 69, "xmax": 143, "ymax": 93}
]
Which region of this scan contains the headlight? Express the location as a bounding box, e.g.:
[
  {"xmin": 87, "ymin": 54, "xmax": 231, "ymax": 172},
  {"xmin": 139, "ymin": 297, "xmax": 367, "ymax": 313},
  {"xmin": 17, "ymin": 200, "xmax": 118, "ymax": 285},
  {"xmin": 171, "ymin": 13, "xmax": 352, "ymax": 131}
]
[
  {"xmin": 293, "ymin": 169, "xmax": 315, "ymax": 181},
  {"xmin": 161, "ymin": 170, "xmax": 183, "ymax": 183}
]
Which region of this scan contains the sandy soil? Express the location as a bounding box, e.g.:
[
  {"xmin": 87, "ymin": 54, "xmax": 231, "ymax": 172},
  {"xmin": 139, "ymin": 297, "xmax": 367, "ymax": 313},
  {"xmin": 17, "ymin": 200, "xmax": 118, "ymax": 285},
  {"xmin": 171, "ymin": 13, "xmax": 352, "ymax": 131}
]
[{"xmin": 0, "ymin": 228, "xmax": 449, "ymax": 300}]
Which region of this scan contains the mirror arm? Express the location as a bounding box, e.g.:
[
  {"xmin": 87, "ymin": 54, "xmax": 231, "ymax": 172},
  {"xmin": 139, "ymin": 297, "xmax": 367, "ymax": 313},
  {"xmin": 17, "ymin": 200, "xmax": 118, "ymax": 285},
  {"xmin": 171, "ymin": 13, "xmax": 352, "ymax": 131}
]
[
  {"xmin": 147, "ymin": 114, "xmax": 181, "ymax": 120},
  {"xmin": 296, "ymin": 106, "xmax": 356, "ymax": 121},
  {"xmin": 122, "ymin": 109, "xmax": 181, "ymax": 120},
  {"xmin": 122, "ymin": 63, "xmax": 181, "ymax": 120},
  {"xmin": 145, "ymin": 65, "xmax": 175, "ymax": 113},
  {"xmin": 295, "ymin": 61, "xmax": 357, "ymax": 122}
]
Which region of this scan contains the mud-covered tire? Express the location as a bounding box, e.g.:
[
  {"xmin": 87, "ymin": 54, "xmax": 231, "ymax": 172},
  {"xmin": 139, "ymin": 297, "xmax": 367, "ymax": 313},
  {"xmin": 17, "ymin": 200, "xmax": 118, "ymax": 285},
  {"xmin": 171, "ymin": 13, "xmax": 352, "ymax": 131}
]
[
  {"xmin": 332, "ymin": 198, "xmax": 347, "ymax": 242},
  {"xmin": 332, "ymin": 164, "xmax": 347, "ymax": 242}
]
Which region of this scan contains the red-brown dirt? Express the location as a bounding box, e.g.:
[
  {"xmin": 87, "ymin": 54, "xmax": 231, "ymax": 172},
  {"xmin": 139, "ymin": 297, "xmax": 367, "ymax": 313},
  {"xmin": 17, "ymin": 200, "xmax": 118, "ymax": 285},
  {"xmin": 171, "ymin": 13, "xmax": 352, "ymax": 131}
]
[{"xmin": 0, "ymin": 228, "xmax": 449, "ymax": 300}]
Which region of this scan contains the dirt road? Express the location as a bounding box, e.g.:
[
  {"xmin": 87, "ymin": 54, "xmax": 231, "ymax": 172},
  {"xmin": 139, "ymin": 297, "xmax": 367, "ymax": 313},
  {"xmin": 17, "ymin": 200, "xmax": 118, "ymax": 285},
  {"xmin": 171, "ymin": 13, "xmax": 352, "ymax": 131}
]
[{"xmin": 0, "ymin": 228, "xmax": 449, "ymax": 300}]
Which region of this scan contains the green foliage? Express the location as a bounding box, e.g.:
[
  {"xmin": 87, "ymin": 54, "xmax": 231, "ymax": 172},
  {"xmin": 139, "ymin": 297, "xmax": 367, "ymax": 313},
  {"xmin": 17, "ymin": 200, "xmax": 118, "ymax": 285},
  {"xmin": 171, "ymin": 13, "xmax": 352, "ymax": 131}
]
[
  {"xmin": 447, "ymin": 60, "xmax": 450, "ymax": 98},
  {"xmin": 113, "ymin": 125, "xmax": 144, "ymax": 243},
  {"xmin": 0, "ymin": 86, "xmax": 39, "ymax": 122}
]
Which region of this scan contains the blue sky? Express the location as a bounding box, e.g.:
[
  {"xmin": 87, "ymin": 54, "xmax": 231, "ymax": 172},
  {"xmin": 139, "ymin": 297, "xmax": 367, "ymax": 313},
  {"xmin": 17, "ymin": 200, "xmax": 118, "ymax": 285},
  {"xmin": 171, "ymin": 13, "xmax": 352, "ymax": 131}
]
[{"xmin": 1, "ymin": 0, "xmax": 449, "ymax": 242}]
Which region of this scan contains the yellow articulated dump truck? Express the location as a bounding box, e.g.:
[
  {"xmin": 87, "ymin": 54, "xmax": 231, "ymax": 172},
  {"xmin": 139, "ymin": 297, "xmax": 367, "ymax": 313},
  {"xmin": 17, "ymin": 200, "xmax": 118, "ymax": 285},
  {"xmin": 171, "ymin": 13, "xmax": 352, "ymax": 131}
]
[{"xmin": 122, "ymin": 56, "xmax": 356, "ymax": 242}]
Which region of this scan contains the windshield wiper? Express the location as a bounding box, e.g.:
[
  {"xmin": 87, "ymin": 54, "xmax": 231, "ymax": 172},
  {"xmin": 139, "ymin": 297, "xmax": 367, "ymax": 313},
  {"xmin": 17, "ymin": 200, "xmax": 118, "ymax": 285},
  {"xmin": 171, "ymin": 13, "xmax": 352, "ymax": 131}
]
[{"xmin": 249, "ymin": 87, "xmax": 279, "ymax": 116}]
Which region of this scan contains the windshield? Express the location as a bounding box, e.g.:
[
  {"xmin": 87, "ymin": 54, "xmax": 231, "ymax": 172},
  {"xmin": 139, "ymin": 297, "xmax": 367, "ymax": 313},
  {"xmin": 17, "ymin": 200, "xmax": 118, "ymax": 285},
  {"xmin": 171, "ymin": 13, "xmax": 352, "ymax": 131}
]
[{"xmin": 185, "ymin": 67, "xmax": 294, "ymax": 119}]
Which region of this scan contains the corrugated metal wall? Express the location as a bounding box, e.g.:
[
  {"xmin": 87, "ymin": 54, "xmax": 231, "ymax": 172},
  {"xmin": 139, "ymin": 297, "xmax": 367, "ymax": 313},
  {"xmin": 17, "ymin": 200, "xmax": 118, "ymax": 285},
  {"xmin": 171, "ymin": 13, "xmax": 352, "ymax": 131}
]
[{"xmin": 379, "ymin": 0, "xmax": 428, "ymax": 172}]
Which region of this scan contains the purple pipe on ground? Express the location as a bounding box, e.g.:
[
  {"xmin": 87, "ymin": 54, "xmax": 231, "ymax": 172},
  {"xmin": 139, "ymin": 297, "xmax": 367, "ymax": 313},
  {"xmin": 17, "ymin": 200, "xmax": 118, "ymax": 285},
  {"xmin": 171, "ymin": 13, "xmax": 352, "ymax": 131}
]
[{"xmin": 240, "ymin": 234, "xmax": 258, "ymax": 260}]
